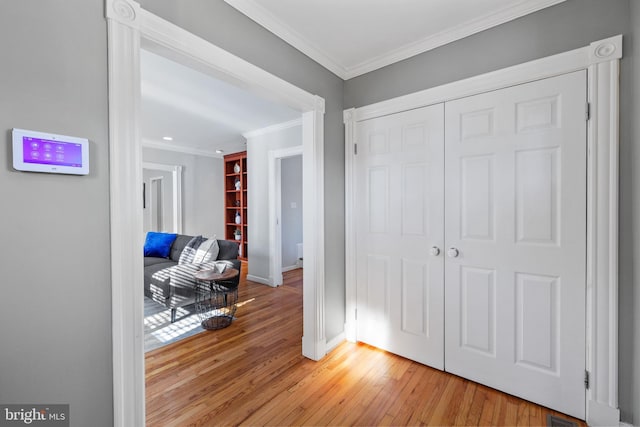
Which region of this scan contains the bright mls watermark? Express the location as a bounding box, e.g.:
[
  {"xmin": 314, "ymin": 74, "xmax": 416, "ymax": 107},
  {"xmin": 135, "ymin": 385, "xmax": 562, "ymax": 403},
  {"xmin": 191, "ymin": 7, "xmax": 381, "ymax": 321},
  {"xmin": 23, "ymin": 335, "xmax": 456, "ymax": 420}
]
[{"xmin": 0, "ymin": 405, "xmax": 68, "ymax": 427}]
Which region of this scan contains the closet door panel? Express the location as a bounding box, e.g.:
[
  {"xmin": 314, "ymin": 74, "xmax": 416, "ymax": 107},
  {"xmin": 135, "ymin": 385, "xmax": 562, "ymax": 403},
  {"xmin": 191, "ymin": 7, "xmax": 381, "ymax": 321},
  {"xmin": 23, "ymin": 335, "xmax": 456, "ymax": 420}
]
[
  {"xmin": 355, "ymin": 104, "xmax": 445, "ymax": 369},
  {"xmin": 444, "ymin": 71, "xmax": 587, "ymax": 419}
]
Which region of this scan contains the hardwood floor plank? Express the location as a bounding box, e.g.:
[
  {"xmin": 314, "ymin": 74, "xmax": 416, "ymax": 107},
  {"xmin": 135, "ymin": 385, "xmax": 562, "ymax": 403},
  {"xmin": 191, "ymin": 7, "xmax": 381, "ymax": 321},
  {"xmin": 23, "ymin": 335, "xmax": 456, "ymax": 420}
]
[
  {"xmin": 454, "ymin": 381, "xmax": 477, "ymax": 425},
  {"xmin": 385, "ymin": 366, "xmax": 435, "ymax": 426},
  {"xmin": 145, "ymin": 269, "xmax": 587, "ymax": 427},
  {"xmin": 466, "ymin": 386, "xmax": 487, "ymax": 426},
  {"xmin": 293, "ymin": 347, "xmax": 390, "ymax": 426}
]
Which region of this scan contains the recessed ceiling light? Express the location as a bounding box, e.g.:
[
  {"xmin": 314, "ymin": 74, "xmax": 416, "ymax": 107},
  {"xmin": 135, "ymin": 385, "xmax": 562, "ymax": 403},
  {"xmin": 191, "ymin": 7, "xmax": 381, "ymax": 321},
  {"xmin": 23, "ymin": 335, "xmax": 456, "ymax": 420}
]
[
  {"xmin": 162, "ymin": 136, "xmax": 173, "ymax": 141},
  {"xmin": 215, "ymin": 149, "xmax": 224, "ymax": 154}
]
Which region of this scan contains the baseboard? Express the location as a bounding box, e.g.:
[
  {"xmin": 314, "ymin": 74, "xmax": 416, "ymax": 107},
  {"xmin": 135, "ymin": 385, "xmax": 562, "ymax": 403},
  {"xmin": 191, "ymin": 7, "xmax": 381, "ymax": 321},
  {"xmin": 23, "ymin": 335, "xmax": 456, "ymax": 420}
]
[
  {"xmin": 588, "ymin": 399, "xmax": 620, "ymax": 427},
  {"xmin": 326, "ymin": 331, "xmax": 346, "ymax": 353},
  {"xmin": 302, "ymin": 336, "xmax": 326, "ymax": 361},
  {"xmin": 281, "ymin": 265, "xmax": 300, "ymax": 273},
  {"xmin": 344, "ymin": 320, "xmax": 357, "ymax": 343},
  {"xmin": 619, "ymin": 422, "xmax": 633, "ymax": 427},
  {"xmin": 246, "ymin": 274, "xmax": 275, "ymax": 287}
]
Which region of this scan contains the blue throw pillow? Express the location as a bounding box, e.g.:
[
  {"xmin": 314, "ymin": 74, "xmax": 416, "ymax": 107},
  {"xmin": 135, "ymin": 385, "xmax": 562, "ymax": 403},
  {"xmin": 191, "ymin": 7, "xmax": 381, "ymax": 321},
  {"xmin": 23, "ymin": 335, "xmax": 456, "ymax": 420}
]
[{"xmin": 143, "ymin": 232, "xmax": 178, "ymax": 258}]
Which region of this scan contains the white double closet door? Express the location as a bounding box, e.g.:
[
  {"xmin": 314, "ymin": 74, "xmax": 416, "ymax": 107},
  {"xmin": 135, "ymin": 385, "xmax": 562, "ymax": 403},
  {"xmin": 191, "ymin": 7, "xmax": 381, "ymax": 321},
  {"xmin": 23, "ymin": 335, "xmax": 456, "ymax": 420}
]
[{"xmin": 355, "ymin": 71, "xmax": 587, "ymax": 419}]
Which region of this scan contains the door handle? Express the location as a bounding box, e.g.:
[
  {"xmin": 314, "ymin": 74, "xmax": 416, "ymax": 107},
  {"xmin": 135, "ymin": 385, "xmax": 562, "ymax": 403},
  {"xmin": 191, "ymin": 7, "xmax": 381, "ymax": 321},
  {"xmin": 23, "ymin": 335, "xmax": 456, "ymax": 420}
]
[
  {"xmin": 447, "ymin": 247, "xmax": 460, "ymax": 258},
  {"xmin": 430, "ymin": 246, "xmax": 441, "ymax": 256}
]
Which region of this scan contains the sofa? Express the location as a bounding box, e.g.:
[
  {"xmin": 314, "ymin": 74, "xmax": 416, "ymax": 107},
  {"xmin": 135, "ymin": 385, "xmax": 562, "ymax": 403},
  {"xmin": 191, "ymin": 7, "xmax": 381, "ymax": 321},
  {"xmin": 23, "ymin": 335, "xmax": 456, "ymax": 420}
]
[{"xmin": 144, "ymin": 233, "xmax": 241, "ymax": 323}]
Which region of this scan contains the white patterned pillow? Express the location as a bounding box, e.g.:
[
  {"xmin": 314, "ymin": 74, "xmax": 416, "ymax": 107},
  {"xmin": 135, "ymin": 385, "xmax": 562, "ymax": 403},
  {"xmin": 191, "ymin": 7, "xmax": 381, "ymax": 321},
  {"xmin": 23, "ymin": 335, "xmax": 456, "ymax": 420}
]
[
  {"xmin": 192, "ymin": 237, "xmax": 219, "ymax": 264},
  {"xmin": 178, "ymin": 235, "xmax": 205, "ymax": 265}
]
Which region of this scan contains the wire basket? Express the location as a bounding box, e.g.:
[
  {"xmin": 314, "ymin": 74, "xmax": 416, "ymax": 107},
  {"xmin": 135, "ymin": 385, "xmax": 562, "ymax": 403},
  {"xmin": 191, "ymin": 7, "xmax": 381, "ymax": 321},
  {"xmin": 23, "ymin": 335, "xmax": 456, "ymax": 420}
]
[{"xmin": 194, "ymin": 281, "xmax": 238, "ymax": 330}]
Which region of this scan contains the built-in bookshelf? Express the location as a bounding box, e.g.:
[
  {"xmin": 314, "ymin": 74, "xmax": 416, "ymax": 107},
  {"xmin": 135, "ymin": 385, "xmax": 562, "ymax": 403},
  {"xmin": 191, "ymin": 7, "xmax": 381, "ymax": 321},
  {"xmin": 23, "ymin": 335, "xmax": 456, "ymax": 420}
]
[{"xmin": 223, "ymin": 151, "xmax": 247, "ymax": 260}]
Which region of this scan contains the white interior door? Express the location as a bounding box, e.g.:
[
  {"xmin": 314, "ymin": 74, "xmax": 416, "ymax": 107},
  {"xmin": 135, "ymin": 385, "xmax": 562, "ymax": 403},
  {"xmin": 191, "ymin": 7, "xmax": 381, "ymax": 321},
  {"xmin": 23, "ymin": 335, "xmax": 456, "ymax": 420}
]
[
  {"xmin": 444, "ymin": 71, "xmax": 587, "ymax": 418},
  {"xmin": 355, "ymin": 104, "xmax": 445, "ymax": 369}
]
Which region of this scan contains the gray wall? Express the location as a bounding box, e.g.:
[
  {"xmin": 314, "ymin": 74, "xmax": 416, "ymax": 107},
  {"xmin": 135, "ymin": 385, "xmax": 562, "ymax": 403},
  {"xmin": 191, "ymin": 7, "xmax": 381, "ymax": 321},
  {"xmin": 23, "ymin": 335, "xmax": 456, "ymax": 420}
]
[
  {"xmin": 143, "ymin": 147, "xmax": 224, "ymax": 239},
  {"xmin": 137, "ymin": 0, "xmax": 346, "ymax": 343},
  {"xmin": 246, "ymin": 125, "xmax": 301, "ymax": 281},
  {"xmin": 2, "ymin": 1, "xmax": 636, "ymax": 424},
  {"xmin": 0, "ymin": 1, "xmax": 113, "ymax": 426},
  {"xmin": 281, "ymin": 155, "xmax": 303, "ymax": 269},
  {"xmin": 630, "ymin": 1, "xmax": 640, "ymax": 423},
  {"xmin": 345, "ymin": 0, "xmax": 636, "ymax": 422}
]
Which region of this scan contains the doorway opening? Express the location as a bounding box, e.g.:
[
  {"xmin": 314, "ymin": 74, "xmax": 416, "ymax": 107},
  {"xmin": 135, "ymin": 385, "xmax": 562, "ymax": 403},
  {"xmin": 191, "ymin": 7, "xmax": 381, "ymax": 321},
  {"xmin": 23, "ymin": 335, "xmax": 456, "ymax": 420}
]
[
  {"xmin": 107, "ymin": 3, "xmax": 327, "ymax": 424},
  {"xmin": 269, "ymin": 146, "xmax": 303, "ymax": 286},
  {"xmin": 148, "ymin": 176, "xmax": 164, "ymax": 231}
]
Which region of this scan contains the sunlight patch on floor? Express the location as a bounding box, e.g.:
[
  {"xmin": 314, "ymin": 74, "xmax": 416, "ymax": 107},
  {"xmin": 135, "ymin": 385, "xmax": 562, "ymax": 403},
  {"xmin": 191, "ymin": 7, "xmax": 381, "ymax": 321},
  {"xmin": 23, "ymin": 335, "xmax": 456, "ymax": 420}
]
[
  {"xmin": 144, "ymin": 307, "xmax": 190, "ymax": 331},
  {"xmin": 151, "ymin": 315, "xmax": 201, "ymax": 343},
  {"xmin": 236, "ymin": 298, "xmax": 255, "ymax": 308}
]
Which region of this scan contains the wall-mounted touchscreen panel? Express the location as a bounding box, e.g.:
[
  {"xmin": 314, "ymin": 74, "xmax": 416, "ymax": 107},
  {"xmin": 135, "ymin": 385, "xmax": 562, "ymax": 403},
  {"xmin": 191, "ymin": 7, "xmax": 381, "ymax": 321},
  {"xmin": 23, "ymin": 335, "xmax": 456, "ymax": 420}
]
[{"xmin": 12, "ymin": 128, "xmax": 89, "ymax": 175}]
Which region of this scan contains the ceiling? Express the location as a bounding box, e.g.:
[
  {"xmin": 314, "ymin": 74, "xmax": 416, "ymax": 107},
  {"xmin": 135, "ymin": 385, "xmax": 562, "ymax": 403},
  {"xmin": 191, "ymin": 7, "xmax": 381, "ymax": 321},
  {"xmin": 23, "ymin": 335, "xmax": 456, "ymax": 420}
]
[
  {"xmin": 141, "ymin": 0, "xmax": 566, "ymax": 156},
  {"xmin": 224, "ymin": 0, "xmax": 566, "ymax": 79},
  {"xmin": 140, "ymin": 49, "xmax": 300, "ymax": 157}
]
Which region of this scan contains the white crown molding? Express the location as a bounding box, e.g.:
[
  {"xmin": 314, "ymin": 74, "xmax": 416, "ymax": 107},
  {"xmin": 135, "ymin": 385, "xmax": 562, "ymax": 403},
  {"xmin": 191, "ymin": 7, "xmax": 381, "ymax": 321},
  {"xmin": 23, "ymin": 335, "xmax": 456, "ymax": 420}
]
[
  {"xmin": 225, "ymin": 0, "xmax": 567, "ymax": 80},
  {"xmin": 142, "ymin": 138, "xmax": 222, "ymax": 158},
  {"xmin": 243, "ymin": 118, "xmax": 302, "ymax": 139},
  {"xmin": 345, "ymin": 0, "xmax": 568, "ymax": 79},
  {"xmin": 223, "ymin": 0, "xmax": 347, "ymax": 78}
]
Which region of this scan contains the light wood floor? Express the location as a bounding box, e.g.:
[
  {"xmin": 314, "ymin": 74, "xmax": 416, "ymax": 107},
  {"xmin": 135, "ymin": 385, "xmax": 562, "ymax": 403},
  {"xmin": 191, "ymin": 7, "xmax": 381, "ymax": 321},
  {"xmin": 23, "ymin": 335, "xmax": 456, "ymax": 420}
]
[{"xmin": 145, "ymin": 269, "xmax": 586, "ymax": 426}]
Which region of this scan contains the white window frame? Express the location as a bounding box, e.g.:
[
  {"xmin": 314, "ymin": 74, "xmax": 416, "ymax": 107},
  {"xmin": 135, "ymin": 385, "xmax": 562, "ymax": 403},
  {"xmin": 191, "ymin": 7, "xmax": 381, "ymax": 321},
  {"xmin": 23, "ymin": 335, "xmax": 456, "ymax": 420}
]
[{"xmin": 344, "ymin": 35, "xmax": 622, "ymax": 427}]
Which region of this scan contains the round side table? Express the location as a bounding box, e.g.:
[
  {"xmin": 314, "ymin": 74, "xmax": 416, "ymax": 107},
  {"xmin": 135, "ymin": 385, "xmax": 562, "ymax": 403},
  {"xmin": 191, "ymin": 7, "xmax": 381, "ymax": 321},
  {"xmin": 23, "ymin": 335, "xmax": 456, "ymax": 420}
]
[{"xmin": 193, "ymin": 267, "xmax": 240, "ymax": 330}]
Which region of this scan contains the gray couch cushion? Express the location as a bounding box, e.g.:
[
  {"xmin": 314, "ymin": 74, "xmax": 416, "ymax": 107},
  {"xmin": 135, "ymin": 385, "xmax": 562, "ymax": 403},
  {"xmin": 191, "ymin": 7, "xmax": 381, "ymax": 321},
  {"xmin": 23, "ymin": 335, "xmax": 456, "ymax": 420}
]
[
  {"xmin": 169, "ymin": 234, "xmax": 195, "ymax": 262},
  {"xmin": 217, "ymin": 239, "xmax": 239, "ymax": 260},
  {"xmin": 144, "ymin": 257, "xmax": 172, "ymax": 268}
]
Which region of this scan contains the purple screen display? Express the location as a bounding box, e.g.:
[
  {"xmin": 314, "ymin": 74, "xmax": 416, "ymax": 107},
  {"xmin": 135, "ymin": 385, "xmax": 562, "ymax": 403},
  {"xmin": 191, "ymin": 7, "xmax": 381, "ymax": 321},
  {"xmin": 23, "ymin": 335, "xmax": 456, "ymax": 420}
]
[{"xmin": 22, "ymin": 137, "xmax": 82, "ymax": 168}]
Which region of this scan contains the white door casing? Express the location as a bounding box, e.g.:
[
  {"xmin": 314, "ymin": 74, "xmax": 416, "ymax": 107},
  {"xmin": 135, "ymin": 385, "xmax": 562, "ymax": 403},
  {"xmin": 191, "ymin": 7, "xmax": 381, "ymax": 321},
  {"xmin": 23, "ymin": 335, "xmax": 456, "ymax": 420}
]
[
  {"xmin": 106, "ymin": 1, "xmax": 327, "ymax": 426},
  {"xmin": 149, "ymin": 176, "xmax": 164, "ymax": 231},
  {"xmin": 269, "ymin": 145, "xmax": 304, "ymax": 287},
  {"xmin": 444, "ymin": 71, "xmax": 587, "ymax": 418},
  {"xmin": 143, "ymin": 162, "xmax": 183, "ymax": 234},
  {"xmin": 345, "ymin": 35, "xmax": 621, "ymax": 426},
  {"xmin": 355, "ymin": 104, "xmax": 445, "ymax": 369}
]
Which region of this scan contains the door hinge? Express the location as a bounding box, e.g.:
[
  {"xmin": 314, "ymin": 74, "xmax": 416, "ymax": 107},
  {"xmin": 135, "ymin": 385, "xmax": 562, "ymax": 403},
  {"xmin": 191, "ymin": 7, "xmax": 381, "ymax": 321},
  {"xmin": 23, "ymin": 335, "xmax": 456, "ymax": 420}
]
[
  {"xmin": 584, "ymin": 370, "xmax": 590, "ymax": 389},
  {"xmin": 586, "ymin": 102, "xmax": 591, "ymax": 121},
  {"xmin": 354, "ymin": 143, "xmax": 358, "ymax": 155}
]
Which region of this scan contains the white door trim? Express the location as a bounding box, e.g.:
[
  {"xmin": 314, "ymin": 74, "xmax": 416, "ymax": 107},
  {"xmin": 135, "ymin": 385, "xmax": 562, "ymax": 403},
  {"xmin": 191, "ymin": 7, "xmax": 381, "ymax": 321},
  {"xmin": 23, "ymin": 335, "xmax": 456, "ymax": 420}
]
[
  {"xmin": 268, "ymin": 145, "xmax": 303, "ymax": 287},
  {"xmin": 106, "ymin": 1, "xmax": 326, "ymax": 426},
  {"xmin": 143, "ymin": 162, "xmax": 183, "ymax": 234},
  {"xmin": 345, "ymin": 35, "xmax": 622, "ymax": 426},
  {"xmin": 148, "ymin": 175, "xmax": 164, "ymax": 231}
]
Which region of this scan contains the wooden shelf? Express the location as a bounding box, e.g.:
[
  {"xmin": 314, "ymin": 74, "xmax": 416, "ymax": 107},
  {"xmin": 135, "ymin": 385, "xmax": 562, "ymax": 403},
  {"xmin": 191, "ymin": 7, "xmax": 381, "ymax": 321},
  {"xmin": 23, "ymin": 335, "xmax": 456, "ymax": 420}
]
[{"xmin": 223, "ymin": 151, "xmax": 248, "ymax": 260}]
